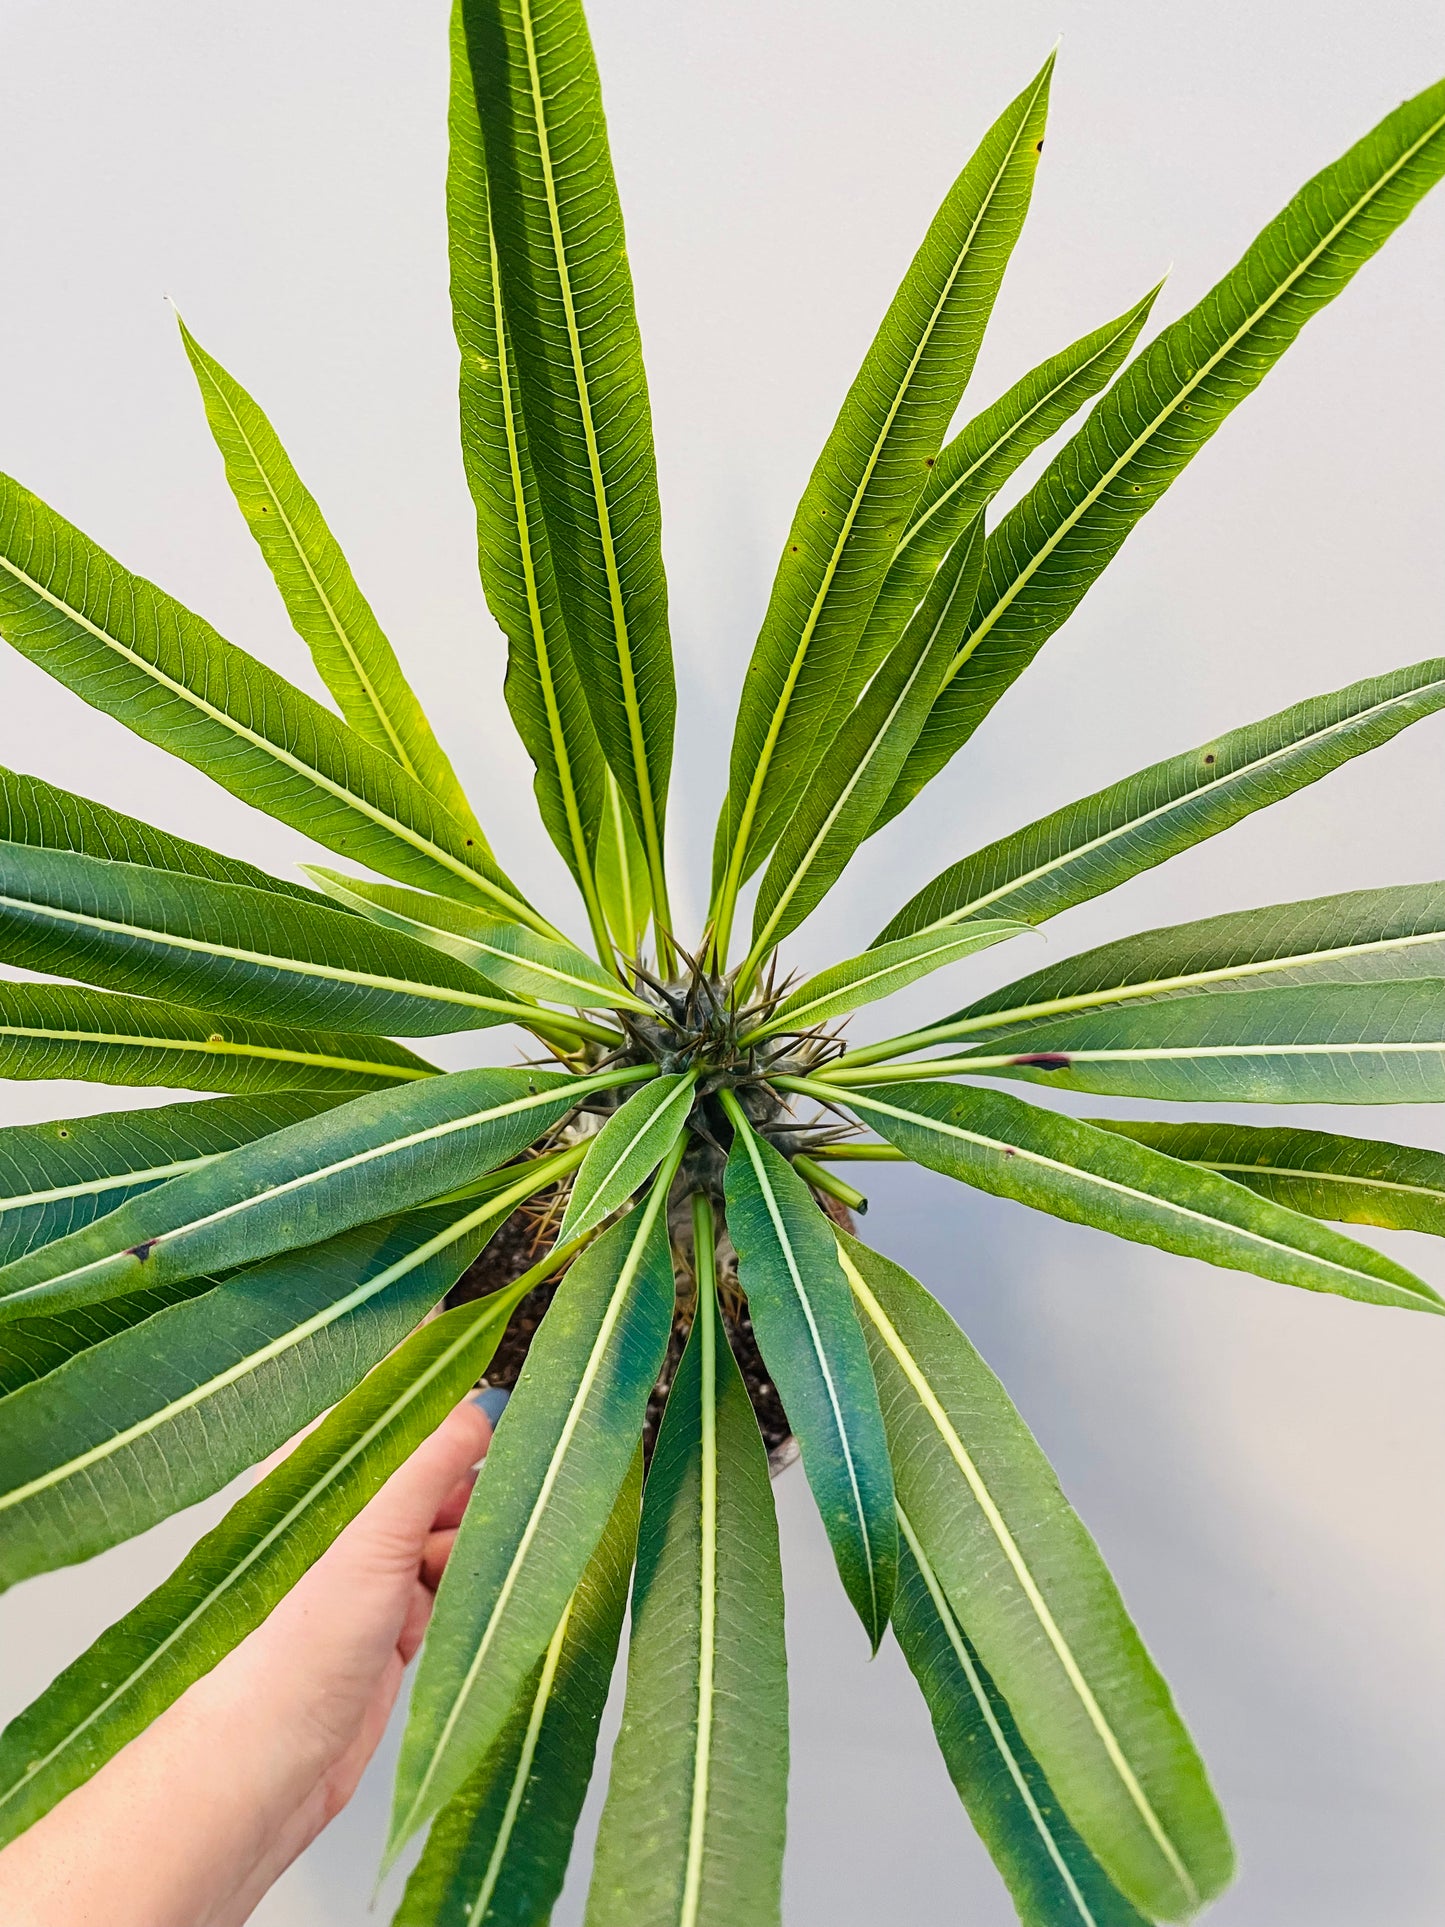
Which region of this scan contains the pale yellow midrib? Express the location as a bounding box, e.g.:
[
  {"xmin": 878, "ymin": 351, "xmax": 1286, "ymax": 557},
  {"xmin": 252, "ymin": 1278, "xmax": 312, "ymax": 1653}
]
[
  {"xmin": 0, "ymin": 1152, "xmax": 222, "ymax": 1213},
  {"xmin": 723, "ymin": 68, "xmax": 1051, "ymax": 886},
  {"xmin": 679, "ymin": 1284, "xmax": 718, "ymax": 1927},
  {"xmin": 757, "ymin": 927, "xmax": 1007, "ymax": 1039},
  {"xmin": 944, "ymin": 106, "xmax": 1445, "ymax": 688},
  {"xmin": 2, "ymin": 1077, "xmax": 585, "ymax": 1303},
  {"xmin": 1198, "ymin": 1160, "xmax": 1445, "ymax": 1204},
  {"xmin": 839, "ymin": 1246, "xmax": 1198, "ymax": 1907},
  {"xmin": 0, "ymin": 1019, "xmax": 429, "ymax": 1083},
  {"xmin": 200, "ymin": 361, "xmax": 417, "ymax": 776},
  {"xmin": 566, "ymin": 1077, "xmax": 692, "ymax": 1234},
  {"xmin": 895, "ymin": 1503, "xmax": 1100, "ymax": 1927},
  {"xmin": 837, "ymin": 1087, "xmax": 1422, "ymax": 1300},
  {"xmin": 399, "ymin": 1146, "xmax": 679, "ymax": 1835}
]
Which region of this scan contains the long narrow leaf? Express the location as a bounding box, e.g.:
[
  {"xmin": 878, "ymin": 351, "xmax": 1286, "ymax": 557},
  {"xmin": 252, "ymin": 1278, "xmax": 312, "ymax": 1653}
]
[
  {"xmin": 0, "ymin": 1277, "xmax": 540, "ymax": 1846},
  {"xmin": 397, "ymin": 1454, "xmax": 640, "ymax": 1927},
  {"xmin": 745, "ymin": 517, "xmax": 986, "ymax": 968},
  {"xmin": 0, "ymin": 980, "xmax": 435, "ymax": 1095},
  {"xmin": 0, "ymin": 1065, "xmax": 640, "ymax": 1322},
  {"xmin": 596, "ymin": 770, "xmax": 652, "ymax": 955},
  {"xmin": 0, "ymin": 1153, "xmax": 578, "ymax": 1586},
  {"xmin": 388, "ymin": 1138, "xmax": 685, "ymax": 1856},
  {"xmin": 447, "ymin": 3, "xmax": 610, "ymax": 940},
  {"xmin": 178, "ymin": 319, "xmax": 483, "ymax": 838},
  {"xmin": 0, "ymin": 1092, "xmax": 335, "ymax": 1268},
  {"xmin": 782, "ymin": 1075, "xmax": 1439, "ymax": 1312},
  {"xmin": 585, "ymin": 1226, "xmax": 788, "ymax": 1927},
  {"xmin": 877, "ymin": 78, "xmax": 1445, "ymax": 828},
  {"xmin": 877, "ymin": 657, "xmax": 1445, "ymax": 946},
  {"xmin": 713, "ymin": 57, "xmax": 1053, "ymax": 940},
  {"xmin": 893, "ymin": 1506, "xmax": 1149, "ymax": 1927},
  {"xmin": 745, "ymin": 919, "xmax": 1025, "ymax": 1041},
  {"xmin": 955, "ymin": 978, "xmax": 1445, "ymax": 1105},
  {"xmin": 560, "ymin": 1073, "xmax": 696, "ymax": 1241},
  {"xmin": 0, "ymin": 840, "xmax": 592, "ymax": 1039},
  {"xmin": 304, "ymin": 867, "xmax": 643, "ymax": 1011},
  {"xmin": 460, "ymin": 0, "xmax": 676, "ymax": 940},
  {"xmin": 721, "ymin": 1095, "xmax": 896, "ymax": 1645},
  {"xmin": 0, "ymin": 1281, "xmax": 222, "ymax": 1400},
  {"xmin": 839, "ymin": 1233, "xmax": 1231, "ymax": 1919},
  {"xmin": 1091, "ymin": 1120, "xmax": 1445, "ymax": 1237},
  {"xmin": 851, "ymin": 284, "xmax": 1161, "ymax": 690},
  {"xmin": 0, "ymin": 471, "xmax": 545, "ymax": 926}
]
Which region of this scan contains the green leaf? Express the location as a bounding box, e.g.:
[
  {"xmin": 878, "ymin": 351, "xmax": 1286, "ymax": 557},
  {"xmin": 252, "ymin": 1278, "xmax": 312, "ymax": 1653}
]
[
  {"xmin": 0, "ymin": 1277, "xmax": 536, "ymax": 1847},
  {"xmin": 585, "ymin": 1219, "xmax": 787, "ymax": 1927},
  {"xmin": 0, "ymin": 1153, "xmax": 576, "ymax": 1586},
  {"xmin": 797, "ymin": 1076, "xmax": 1439, "ymax": 1312},
  {"xmin": 396, "ymin": 1454, "xmax": 641, "ymax": 1927},
  {"xmin": 1092, "ymin": 1119, "xmax": 1445, "ymax": 1239},
  {"xmin": 878, "ymin": 77, "xmax": 1445, "ymax": 828},
  {"xmin": 957, "ymin": 979, "xmax": 1445, "ymax": 1106},
  {"xmin": 0, "ymin": 840, "xmax": 595, "ymax": 1039},
  {"xmin": 838, "ymin": 1233, "xmax": 1232, "ymax": 1919},
  {"xmin": 917, "ymin": 878, "xmax": 1445, "ymax": 1052},
  {"xmin": 0, "ymin": 1064, "xmax": 636, "ymax": 1323},
  {"xmin": 0, "ymin": 469, "xmax": 545, "ymax": 926},
  {"xmin": 745, "ymin": 919, "xmax": 1026, "ymax": 1041},
  {"xmin": 560, "ymin": 1073, "xmax": 696, "ymax": 1241},
  {"xmin": 0, "ymin": 760, "xmax": 320, "ymax": 905},
  {"xmin": 0, "ymin": 1092, "xmax": 336, "ymax": 1269},
  {"xmin": 303, "ymin": 866, "xmax": 643, "ymax": 1011},
  {"xmin": 0, "ymin": 979, "xmax": 435, "ymax": 1095},
  {"xmin": 177, "ymin": 318, "xmax": 484, "ymax": 840},
  {"xmin": 388, "ymin": 1139, "xmax": 685, "ymax": 1856},
  {"xmin": 744, "ymin": 516, "xmax": 987, "ymax": 970},
  {"xmin": 878, "ymin": 656, "xmax": 1445, "ymax": 945},
  {"xmin": 850, "ymin": 284, "xmax": 1162, "ymax": 692},
  {"xmin": 459, "ymin": 0, "xmax": 676, "ymax": 942},
  {"xmin": 714, "ymin": 57, "xmax": 1053, "ymax": 936},
  {"xmin": 447, "ymin": 2, "xmax": 610, "ymax": 943},
  {"xmin": 596, "ymin": 770, "xmax": 652, "ymax": 957},
  {"xmin": 0, "ymin": 1280, "xmax": 221, "ymax": 1399},
  {"xmin": 892, "ymin": 1506, "xmax": 1150, "ymax": 1927},
  {"xmin": 721, "ymin": 1095, "xmax": 895, "ymax": 1645}
]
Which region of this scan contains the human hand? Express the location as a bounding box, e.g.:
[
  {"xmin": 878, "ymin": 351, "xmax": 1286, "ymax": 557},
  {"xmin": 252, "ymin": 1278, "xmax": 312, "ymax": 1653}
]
[{"xmin": 0, "ymin": 1395, "xmax": 494, "ymax": 1927}]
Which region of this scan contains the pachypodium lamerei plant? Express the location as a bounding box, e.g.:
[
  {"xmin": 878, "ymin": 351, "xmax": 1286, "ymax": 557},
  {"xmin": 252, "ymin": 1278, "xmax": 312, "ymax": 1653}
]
[{"xmin": 0, "ymin": 5, "xmax": 1441, "ymax": 1921}]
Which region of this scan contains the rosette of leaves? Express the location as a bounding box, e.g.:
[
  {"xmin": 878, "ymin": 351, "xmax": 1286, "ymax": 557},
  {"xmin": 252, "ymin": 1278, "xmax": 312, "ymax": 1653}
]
[{"xmin": 0, "ymin": 5, "xmax": 1442, "ymax": 1922}]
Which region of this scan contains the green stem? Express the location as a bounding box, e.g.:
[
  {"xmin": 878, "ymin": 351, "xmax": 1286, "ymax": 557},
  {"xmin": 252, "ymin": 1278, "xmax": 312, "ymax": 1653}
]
[
  {"xmin": 806, "ymin": 1142, "xmax": 905, "ymax": 1162},
  {"xmin": 819, "ymin": 1054, "xmax": 1021, "ymax": 1087},
  {"xmin": 791, "ymin": 1152, "xmax": 868, "ymax": 1214}
]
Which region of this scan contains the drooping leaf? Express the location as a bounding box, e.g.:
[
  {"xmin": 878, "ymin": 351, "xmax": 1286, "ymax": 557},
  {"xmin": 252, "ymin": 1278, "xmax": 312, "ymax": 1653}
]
[
  {"xmin": 851, "ymin": 283, "xmax": 1162, "ymax": 690},
  {"xmin": 559, "ymin": 1073, "xmax": 696, "ymax": 1241},
  {"xmin": 459, "ymin": 0, "xmax": 677, "ymax": 940},
  {"xmin": 595, "ymin": 770, "xmax": 652, "ymax": 956},
  {"xmin": 0, "ymin": 840, "xmax": 594, "ymax": 1039},
  {"xmin": 892, "ymin": 1506, "xmax": 1149, "ymax": 1927},
  {"xmin": 712, "ymin": 56, "xmax": 1054, "ymax": 937},
  {"xmin": 0, "ymin": 980, "xmax": 435, "ymax": 1095},
  {"xmin": 838, "ymin": 1233, "xmax": 1232, "ymax": 1920},
  {"xmin": 447, "ymin": 3, "xmax": 610, "ymax": 941},
  {"xmin": 388, "ymin": 1141, "xmax": 685, "ymax": 1856},
  {"xmin": 744, "ymin": 517, "xmax": 987, "ymax": 968},
  {"xmin": 397, "ymin": 1453, "xmax": 641, "ymax": 1927},
  {"xmin": 0, "ymin": 469, "xmax": 543, "ymax": 924},
  {"xmin": 0, "ymin": 1276, "xmax": 540, "ymax": 1847},
  {"xmin": 0, "ymin": 1065, "xmax": 640, "ymax": 1322},
  {"xmin": 795, "ymin": 1077, "xmax": 1439, "ymax": 1312},
  {"xmin": 1092, "ymin": 1119, "xmax": 1445, "ymax": 1238},
  {"xmin": 721, "ymin": 1096, "xmax": 895, "ymax": 1645},
  {"xmin": 304, "ymin": 867, "xmax": 643, "ymax": 1011},
  {"xmin": 745, "ymin": 920, "xmax": 1026, "ymax": 1041},
  {"xmin": 877, "ymin": 78, "xmax": 1445, "ymax": 829},
  {"xmin": 876, "ymin": 657, "xmax": 1445, "ymax": 945},
  {"xmin": 585, "ymin": 1227, "xmax": 788, "ymax": 1927},
  {"xmin": 917, "ymin": 878, "xmax": 1445, "ymax": 1051},
  {"xmin": 0, "ymin": 760, "xmax": 319, "ymax": 904},
  {"xmin": 177, "ymin": 318, "xmax": 484, "ymax": 839},
  {"xmin": 0, "ymin": 1092, "xmax": 336, "ymax": 1268},
  {"xmin": 958, "ymin": 978, "xmax": 1445, "ymax": 1106},
  {"xmin": 0, "ymin": 1152, "xmax": 578, "ymax": 1586}
]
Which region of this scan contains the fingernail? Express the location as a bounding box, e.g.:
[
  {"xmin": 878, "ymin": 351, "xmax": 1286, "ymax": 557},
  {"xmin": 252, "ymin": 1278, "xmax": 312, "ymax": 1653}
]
[{"xmin": 471, "ymin": 1386, "xmax": 510, "ymax": 1424}]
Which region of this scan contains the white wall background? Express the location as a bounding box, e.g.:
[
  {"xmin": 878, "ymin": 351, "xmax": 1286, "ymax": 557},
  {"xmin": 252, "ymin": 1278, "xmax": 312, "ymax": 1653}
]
[{"xmin": 0, "ymin": 1, "xmax": 1443, "ymax": 1920}]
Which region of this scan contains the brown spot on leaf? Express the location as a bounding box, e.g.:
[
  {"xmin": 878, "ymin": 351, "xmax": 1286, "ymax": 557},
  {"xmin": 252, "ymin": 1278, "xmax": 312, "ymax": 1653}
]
[
  {"xmin": 1011, "ymin": 1053, "xmax": 1072, "ymax": 1071},
  {"xmin": 129, "ymin": 1240, "xmax": 158, "ymax": 1262}
]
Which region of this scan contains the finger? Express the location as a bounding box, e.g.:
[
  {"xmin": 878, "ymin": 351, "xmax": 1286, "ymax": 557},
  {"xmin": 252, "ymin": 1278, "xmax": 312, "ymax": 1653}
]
[
  {"xmin": 430, "ymin": 1469, "xmax": 479, "ymax": 1534},
  {"xmin": 329, "ymin": 1398, "xmax": 491, "ymax": 1580},
  {"xmin": 420, "ymin": 1526, "xmax": 460, "ymax": 1596}
]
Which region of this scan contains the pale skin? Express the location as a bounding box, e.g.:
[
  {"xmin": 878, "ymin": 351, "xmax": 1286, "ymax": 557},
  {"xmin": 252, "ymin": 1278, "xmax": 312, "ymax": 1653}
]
[{"xmin": 0, "ymin": 1397, "xmax": 494, "ymax": 1927}]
